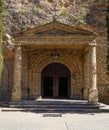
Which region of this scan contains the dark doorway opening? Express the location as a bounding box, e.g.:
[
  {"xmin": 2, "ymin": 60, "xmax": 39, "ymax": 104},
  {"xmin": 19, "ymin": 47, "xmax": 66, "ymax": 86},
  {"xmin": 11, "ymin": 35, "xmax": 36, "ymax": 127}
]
[
  {"xmin": 42, "ymin": 63, "xmax": 71, "ymax": 98},
  {"xmin": 43, "ymin": 77, "xmax": 53, "ymax": 97},
  {"xmin": 59, "ymin": 77, "xmax": 68, "ymax": 97}
]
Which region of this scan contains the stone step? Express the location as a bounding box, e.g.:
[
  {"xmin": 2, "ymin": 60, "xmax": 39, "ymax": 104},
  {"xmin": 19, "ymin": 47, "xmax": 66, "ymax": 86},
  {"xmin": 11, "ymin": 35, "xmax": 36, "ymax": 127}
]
[
  {"xmin": 9, "ymin": 100, "xmax": 99, "ymax": 106},
  {"xmin": 2, "ymin": 104, "xmax": 109, "ymax": 113},
  {"xmin": 9, "ymin": 102, "xmax": 99, "ymax": 105},
  {"xmin": 2, "ymin": 99, "xmax": 104, "ymax": 112},
  {"xmin": 1, "ymin": 107, "xmax": 99, "ymax": 112},
  {"xmin": 9, "ymin": 102, "xmax": 97, "ymax": 105},
  {"xmin": 9, "ymin": 101, "xmax": 99, "ymax": 105},
  {"xmin": 9, "ymin": 104, "xmax": 99, "ymax": 109},
  {"xmin": 2, "ymin": 101, "xmax": 109, "ymax": 112},
  {"xmin": 8, "ymin": 100, "xmax": 100, "ymax": 112}
]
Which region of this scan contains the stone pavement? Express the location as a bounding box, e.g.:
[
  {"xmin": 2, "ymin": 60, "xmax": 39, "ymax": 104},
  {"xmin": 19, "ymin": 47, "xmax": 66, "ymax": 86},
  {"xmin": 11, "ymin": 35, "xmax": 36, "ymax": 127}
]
[{"xmin": 0, "ymin": 110, "xmax": 109, "ymax": 130}]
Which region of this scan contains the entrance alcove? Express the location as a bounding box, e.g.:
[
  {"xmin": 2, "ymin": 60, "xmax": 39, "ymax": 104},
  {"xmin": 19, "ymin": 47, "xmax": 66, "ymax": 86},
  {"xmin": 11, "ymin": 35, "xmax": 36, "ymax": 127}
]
[{"xmin": 41, "ymin": 63, "xmax": 71, "ymax": 98}]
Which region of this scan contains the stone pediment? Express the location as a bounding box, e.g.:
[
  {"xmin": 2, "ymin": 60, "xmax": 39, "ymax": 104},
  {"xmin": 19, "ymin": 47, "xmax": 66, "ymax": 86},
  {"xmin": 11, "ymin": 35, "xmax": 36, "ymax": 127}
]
[
  {"xmin": 13, "ymin": 21, "xmax": 98, "ymax": 49},
  {"xmin": 34, "ymin": 29, "xmax": 77, "ymax": 36},
  {"xmin": 14, "ymin": 21, "xmax": 98, "ymax": 37}
]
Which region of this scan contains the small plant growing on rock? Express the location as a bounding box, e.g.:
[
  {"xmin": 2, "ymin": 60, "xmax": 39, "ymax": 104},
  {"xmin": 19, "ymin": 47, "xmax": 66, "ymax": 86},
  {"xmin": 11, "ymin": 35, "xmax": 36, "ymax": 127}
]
[
  {"xmin": 34, "ymin": 5, "xmax": 39, "ymax": 14},
  {"xmin": 61, "ymin": 7, "xmax": 67, "ymax": 16},
  {"xmin": 43, "ymin": 20, "xmax": 49, "ymax": 24},
  {"xmin": 18, "ymin": 7, "xmax": 23, "ymax": 14}
]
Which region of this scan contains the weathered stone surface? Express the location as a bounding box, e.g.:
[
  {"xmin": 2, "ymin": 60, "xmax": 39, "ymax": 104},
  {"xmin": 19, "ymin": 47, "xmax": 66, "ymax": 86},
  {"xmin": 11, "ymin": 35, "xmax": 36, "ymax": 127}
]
[
  {"xmin": 11, "ymin": 46, "xmax": 22, "ymax": 101},
  {"xmin": 1, "ymin": 0, "xmax": 109, "ymax": 103},
  {"xmin": 4, "ymin": 0, "xmax": 107, "ymax": 35},
  {"xmin": 21, "ymin": 48, "xmax": 84, "ymax": 100},
  {"xmin": 89, "ymin": 89, "xmax": 98, "ymax": 103}
]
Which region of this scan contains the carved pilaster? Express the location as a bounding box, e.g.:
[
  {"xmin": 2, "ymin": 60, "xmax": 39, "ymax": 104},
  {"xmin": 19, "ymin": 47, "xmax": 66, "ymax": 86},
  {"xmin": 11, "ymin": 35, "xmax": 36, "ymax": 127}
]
[{"xmin": 11, "ymin": 46, "xmax": 22, "ymax": 101}]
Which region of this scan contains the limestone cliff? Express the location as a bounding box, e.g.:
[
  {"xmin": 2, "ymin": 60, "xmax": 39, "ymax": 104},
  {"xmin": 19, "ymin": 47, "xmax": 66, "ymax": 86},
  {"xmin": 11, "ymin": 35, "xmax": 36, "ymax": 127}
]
[{"xmin": 4, "ymin": 0, "xmax": 107, "ymax": 35}]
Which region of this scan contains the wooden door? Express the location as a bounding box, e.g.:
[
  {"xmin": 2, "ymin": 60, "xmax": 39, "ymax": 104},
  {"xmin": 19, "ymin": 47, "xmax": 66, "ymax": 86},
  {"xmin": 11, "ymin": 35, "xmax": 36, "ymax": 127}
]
[
  {"xmin": 42, "ymin": 63, "xmax": 70, "ymax": 98},
  {"xmin": 58, "ymin": 77, "xmax": 68, "ymax": 97},
  {"xmin": 43, "ymin": 77, "xmax": 53, "ymax": 97}
]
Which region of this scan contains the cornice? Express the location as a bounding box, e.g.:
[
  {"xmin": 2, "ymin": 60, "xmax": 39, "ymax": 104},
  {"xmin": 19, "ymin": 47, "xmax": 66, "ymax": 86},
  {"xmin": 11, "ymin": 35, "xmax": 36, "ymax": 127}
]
[{"xmin": 15, "ymin": 35, "xmax": 96, "ymax": 41}]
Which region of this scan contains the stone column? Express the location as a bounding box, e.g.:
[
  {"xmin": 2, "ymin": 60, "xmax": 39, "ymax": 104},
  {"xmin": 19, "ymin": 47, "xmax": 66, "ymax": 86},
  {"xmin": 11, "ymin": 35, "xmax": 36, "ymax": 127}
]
[
  {"xmin": 84, "ymin": 47, "xmax": 89, "ymax": 100},
  {"xmin": 88, "ymin": 43, "xmax": 98, "ymax": 103},
  {"xmin": 11, "ymin": 46, "xmax": 22, "ymax": 101}
]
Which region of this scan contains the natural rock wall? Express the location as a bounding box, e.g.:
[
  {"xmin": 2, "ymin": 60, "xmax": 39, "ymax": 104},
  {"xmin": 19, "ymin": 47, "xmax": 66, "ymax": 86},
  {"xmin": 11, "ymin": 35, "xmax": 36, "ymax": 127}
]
[{"xmin": 4, "ymin": 0, "xmax": 107, "ymax": 35}]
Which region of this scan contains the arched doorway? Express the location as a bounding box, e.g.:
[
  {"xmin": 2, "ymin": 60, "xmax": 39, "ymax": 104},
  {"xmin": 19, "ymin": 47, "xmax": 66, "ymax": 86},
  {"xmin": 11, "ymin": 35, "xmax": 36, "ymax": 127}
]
[{"xmin": 41, "ymin": 63, "xmax": 71, "ymax": 98}]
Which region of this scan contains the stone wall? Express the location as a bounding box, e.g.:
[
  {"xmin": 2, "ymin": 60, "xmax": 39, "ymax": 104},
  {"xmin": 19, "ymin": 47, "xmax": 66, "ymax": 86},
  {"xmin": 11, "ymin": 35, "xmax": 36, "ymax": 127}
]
[
  {"xmin": 1, "ymin": 0, "xmax": 109, "ymax": 102},
  {"xmin": 96, "ymin": 38, "xmax": 109, "ymax": 102},
  {"xmin": 21, "ymin": 48, "xmax": 84, "ymax": 100},
  {"xmin": 0, "ymin": 60, "xmax": 13, "ymax": 101}
]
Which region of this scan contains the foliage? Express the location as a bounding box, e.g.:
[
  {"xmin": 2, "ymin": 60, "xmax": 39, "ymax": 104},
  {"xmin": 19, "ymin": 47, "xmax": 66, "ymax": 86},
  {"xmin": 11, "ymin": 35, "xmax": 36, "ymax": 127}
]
[
  {"xmin": 18, "ymin": 6, "xmax": 30, "ymax": 14},
  {"xmin": 34, "ymin": 5, "xmax": 39, "ymax": 14},
  {"xmin": 61, "ymin": 7, "xmax": 67, "ymax": 16},
  {"xmin": 106, "ymin": 0, "xmax": 109, "ymax": 74},
  {"xmin": 0, "ymin": 0, "xmax": 4, "ymax": 80},
  {"xmin": 18, "ymin": 7, "xmax": 23, "ymax": 14}
]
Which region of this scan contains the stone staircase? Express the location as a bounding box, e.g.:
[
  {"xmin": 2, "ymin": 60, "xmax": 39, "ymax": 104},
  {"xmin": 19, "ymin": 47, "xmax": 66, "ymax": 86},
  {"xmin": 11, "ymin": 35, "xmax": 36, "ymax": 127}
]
[{"xmin": 1, "ymin": 99, "xmax": 104, "ymax": 113}]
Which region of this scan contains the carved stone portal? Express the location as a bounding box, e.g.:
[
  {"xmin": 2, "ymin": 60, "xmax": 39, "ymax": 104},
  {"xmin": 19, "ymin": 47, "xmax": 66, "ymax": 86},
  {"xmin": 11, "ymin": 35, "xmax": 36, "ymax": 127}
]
[{"xmin": 11, "ymin": 21, "xmax": 98, "ymax": 103}]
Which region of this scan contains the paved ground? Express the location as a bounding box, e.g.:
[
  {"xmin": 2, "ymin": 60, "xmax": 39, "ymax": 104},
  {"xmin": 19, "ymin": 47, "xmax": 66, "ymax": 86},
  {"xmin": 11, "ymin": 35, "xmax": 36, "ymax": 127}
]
[{"xmin": 0, "ymin": 111, "xmax": 109, "ymax": 130}]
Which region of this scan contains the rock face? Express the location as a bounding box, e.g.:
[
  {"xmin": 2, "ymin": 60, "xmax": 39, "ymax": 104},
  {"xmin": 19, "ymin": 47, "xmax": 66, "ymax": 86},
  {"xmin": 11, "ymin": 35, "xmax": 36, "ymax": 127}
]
[
  {"xmin": 1, "ymin": 0, "xmax": 109, "ymax": 103},
  {"xmin": 4, "ymin": 0, "xmax": 107, "ymax": 35}
]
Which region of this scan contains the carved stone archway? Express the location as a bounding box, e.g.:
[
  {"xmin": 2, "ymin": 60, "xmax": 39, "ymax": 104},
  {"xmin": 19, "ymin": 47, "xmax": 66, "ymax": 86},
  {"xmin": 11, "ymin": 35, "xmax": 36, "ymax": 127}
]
[{"xmin": 32, "ymin": 52, "xmax": 83, "ymax": 99}]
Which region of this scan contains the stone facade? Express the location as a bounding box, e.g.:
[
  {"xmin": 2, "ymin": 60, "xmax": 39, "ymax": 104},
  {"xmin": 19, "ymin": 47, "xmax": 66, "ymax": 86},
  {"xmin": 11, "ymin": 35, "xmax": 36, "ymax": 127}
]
[
  {"xmin": 0, "ymin": 0, "xmax": 109, "ymax": 103},
  {"xmin": 7, "ymin": 21, "xmax": 98, "ymax": 103}
]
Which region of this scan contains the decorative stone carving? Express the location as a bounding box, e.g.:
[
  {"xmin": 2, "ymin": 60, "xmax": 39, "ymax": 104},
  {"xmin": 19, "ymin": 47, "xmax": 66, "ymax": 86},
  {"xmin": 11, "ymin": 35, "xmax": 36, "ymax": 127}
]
[
  {"xmin": 10, "ymin": 22, "xmax": 98, "ymax": 101},
  {"xmin": 4, "ymin": 33, "xmax": 15, "ymax": 50}
]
